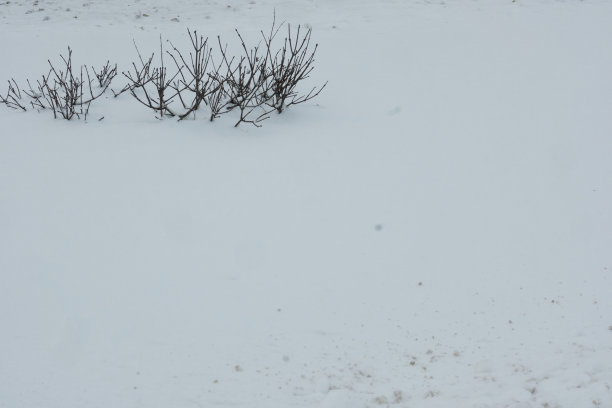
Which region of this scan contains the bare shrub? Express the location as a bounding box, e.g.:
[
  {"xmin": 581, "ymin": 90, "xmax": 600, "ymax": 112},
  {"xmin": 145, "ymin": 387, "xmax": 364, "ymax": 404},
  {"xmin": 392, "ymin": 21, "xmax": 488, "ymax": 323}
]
[
  {"xmin": 167, "ymin": 30, "xmax": 218, "ymax": 120},
  {"xmin": 121, "ymin": 37, "xmax": 183, "ymax": 119},
  {"xmin": 122, "ymin": 19, "xmax": 326, "ymax": 127},
  {"xmin": 1, "ymin": 47, "xmax": 116, "ymax": 120},
  {"xmin": 120, "ymin": 31, "xmax": 232, "ymax": 122},
  {"xmin": 205, "ymin": 65, "xmax": 231, "ymax": 122},
  {"xmin": 218, "ymin": 31, "xmax": 272, "ymax": 127},
  {"xmin": 0, "ymin": 79, "xmax": 27, "ymax": 111},
  {"xmin": 261, "ymin": 17, "xmax": 327, "ymax": 114},
  {"xmin": 92, "ymin": 61, "xmax": 118, "ymax": 88}
]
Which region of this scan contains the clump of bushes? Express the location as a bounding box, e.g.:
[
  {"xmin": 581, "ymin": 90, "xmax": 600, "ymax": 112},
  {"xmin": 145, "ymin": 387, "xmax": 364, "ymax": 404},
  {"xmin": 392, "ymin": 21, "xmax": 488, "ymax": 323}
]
[{"xmin": 0, "ymin": 17, "xmax": 326, "ymax": 127}]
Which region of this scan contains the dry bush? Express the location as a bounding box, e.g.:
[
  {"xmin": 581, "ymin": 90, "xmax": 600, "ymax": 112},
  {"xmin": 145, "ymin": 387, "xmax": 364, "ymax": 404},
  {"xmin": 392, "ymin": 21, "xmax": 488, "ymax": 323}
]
[
  {"xmin": 1, "ymin": 47, "xmax": 116, "ymax": 120},
  {"xmin": 261, "ymin": 16, "xmax": 327, "ymax": 114},
  {"xmin": 2, "ymin": 17, "xmax": 326, "ymax": 127},
  {"xmin": 120, "ymin": 18, "xmax": 326, "ymax": 127},
  {"xmin": 0, "ymin": 79, "xmax": 27, "ymax": 111}
]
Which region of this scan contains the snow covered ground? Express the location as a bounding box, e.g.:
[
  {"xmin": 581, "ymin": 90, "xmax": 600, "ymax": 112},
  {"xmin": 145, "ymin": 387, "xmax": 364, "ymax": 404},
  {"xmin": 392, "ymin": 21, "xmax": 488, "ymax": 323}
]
[{"xmin": 1, "ymin": 1, "xmax": 612, "ymax": 407}]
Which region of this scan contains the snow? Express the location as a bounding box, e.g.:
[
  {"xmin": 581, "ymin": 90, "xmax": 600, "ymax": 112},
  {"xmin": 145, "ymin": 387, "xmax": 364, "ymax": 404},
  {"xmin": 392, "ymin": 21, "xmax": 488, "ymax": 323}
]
[{"xmin": 1, "ymin": 1, "xmax": 612, "ymax": 407}]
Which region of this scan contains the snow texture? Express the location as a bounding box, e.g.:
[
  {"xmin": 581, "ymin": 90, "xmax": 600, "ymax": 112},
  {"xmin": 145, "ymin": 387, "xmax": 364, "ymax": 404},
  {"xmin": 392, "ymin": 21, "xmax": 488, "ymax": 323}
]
[{"xmin": 1, "ymin": 1, "xmax": 611, "ymax": 407}]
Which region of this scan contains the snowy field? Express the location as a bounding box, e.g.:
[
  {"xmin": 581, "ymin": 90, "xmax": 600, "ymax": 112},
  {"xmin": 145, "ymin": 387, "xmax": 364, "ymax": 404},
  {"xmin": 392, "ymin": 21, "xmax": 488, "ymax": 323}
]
[{"xmin": 1, "ymin": 0, "xmax": 612, "ymax": 407}]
